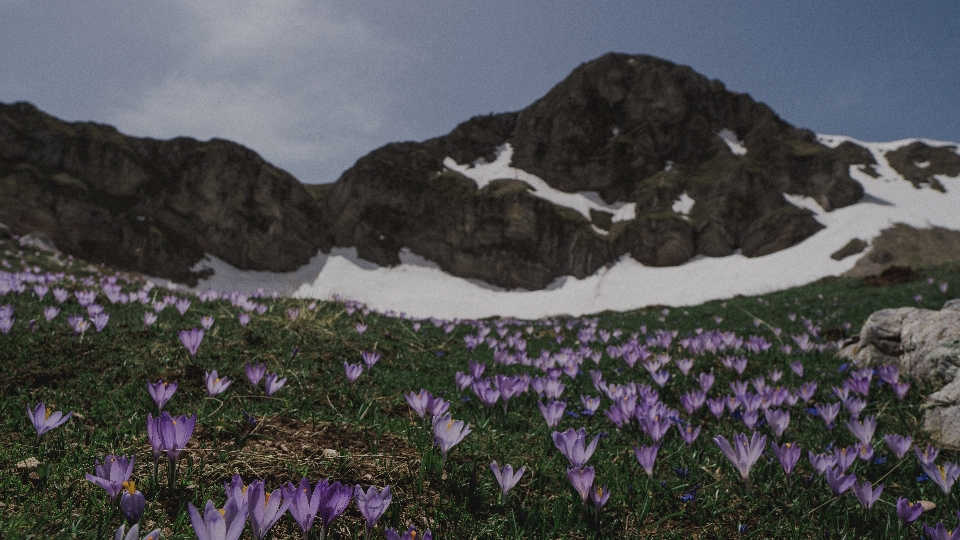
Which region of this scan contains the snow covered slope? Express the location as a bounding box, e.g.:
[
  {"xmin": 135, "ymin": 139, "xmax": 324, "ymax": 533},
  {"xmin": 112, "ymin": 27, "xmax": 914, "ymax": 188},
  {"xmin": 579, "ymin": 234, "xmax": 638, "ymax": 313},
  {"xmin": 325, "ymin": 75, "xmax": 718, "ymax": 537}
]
[{"xmin": 188, "ymin": 137, "xmax": 960, "ymax": 320}]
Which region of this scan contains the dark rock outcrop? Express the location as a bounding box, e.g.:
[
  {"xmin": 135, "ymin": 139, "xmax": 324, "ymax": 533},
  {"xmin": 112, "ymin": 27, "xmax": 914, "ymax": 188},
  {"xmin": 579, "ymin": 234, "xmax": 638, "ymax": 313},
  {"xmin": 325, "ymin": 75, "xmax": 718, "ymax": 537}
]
[
  {"xmin": 325, "ymin": 53, "xmax": 874, "ymax": 289},
  {"xmin": 0, "ymin": 101, "xmax": 328, "ymax": 285}
]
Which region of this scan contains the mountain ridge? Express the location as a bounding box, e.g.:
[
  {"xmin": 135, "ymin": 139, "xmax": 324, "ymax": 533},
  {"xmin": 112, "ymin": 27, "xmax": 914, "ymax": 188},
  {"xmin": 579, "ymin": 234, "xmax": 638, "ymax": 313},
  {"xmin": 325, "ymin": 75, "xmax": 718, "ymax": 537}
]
[{"xmin": 2, "ymin": 52, "xmax": 960, "ymax": 298}]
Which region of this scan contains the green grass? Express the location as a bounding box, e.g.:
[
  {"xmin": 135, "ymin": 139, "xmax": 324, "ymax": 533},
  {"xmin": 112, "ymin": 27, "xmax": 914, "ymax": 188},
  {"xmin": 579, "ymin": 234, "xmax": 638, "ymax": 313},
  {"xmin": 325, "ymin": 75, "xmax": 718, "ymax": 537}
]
[{"xmin": 2, "ymin": 237, "xmax": 960, "ymax": 539}]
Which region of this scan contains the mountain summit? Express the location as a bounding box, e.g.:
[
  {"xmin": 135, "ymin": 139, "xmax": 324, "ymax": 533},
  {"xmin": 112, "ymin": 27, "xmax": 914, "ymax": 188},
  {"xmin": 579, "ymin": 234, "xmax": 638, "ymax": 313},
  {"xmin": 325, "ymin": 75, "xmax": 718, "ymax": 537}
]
[{"xmin": 322, "ymin": 53, "xmax": 882, "ymax": 289}]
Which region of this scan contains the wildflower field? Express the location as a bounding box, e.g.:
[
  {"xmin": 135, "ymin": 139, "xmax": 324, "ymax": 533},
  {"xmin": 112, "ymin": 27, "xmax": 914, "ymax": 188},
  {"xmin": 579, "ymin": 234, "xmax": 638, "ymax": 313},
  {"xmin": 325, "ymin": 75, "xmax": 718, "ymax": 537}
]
[{"xmin": 3, "ymin": 235, "xmax": 960, "ymax": 539}]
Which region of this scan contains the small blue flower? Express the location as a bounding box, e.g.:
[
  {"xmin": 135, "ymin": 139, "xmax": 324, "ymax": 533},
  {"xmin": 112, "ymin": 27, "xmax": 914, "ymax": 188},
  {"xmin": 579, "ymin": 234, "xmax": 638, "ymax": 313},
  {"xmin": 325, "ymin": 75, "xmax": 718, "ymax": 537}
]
[
  {"xmin": 436, "ymin": 351, "xmax": 445, "ymax": 357},
  {"xmin": 581, "ymin": 409, "xmax": 594, "ymax": 416},
  {"xmin": 672, "ymin": 467, "xmax": 689, "ymax": 479},
  {"xmin": 917, "ymin": 472, "xmax": 930, "ymax": 483},
  {"xmin": 805, "ymin": 407, "xmax": 818, "ymax": 415},
  {"xmin": 461, "ymin": 396, "xmax": 471, "ymax": 402},
  {"xmin": 838, "ymin": 363, "xmax": 849, "ymax": 373},
  {"xmin": 565, "ymin": 410, "xmax": 580, "ymax": 418},
  {"xmin": 680, "ymin": 493, "xmax": 694, "ymax": 503},
  {"xmin": 873, "ymin": 456, "xmax": 887, "ymax": 465}
]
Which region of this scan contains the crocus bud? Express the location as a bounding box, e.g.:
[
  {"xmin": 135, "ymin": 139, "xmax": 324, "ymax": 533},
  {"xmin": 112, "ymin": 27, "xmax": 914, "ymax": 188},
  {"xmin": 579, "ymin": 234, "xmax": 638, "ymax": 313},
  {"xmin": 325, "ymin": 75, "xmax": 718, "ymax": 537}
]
[{"xmin": 120, "ymin": 481, "xmax": 145, "ymax": 525}]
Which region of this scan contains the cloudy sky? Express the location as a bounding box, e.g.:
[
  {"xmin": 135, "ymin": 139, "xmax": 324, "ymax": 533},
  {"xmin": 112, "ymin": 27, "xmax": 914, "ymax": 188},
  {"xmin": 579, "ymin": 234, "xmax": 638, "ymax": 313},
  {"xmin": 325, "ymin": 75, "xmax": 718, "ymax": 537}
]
[{"xmin": 2, "ymin": 1, "xmax": 958, "ymax": 184}]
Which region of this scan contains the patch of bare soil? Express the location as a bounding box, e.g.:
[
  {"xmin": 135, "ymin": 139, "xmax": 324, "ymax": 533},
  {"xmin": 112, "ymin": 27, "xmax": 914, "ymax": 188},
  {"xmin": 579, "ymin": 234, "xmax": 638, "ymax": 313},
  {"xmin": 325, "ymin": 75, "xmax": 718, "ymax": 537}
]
[{"xmin": 843, "ymin": 223, "xmax": 960, "ymax": 278}]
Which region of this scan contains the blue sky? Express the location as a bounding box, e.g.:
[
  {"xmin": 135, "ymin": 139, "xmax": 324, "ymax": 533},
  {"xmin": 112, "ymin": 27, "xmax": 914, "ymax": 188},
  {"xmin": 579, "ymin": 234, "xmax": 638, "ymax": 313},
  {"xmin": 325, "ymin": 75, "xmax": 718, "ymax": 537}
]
[{"xmin": 2, "ymin": 1, "xmax": 958, "ymax": 184}]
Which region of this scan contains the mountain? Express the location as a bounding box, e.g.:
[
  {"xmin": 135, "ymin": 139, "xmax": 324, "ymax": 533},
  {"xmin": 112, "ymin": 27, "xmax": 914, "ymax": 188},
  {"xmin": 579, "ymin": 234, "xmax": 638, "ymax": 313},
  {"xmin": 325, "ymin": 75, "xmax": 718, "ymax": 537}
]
[
  {"xmin": 2, "ymin": 52, "xmax": 960, "ymax": 312},
  {"xmin": 321, "ymin": 53, "xmax": 910, "ymax": 290},
  {"xmin": 0, "ymin": 101, "xmax": 328, "ymax": 285}
]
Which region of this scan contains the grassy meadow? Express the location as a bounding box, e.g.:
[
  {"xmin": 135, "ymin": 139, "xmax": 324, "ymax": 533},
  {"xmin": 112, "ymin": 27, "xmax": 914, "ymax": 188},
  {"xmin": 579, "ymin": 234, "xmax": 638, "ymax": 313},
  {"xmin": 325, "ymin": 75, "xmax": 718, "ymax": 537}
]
[{"xmin": 2, "ymin": 235, "xmax": 960, "ymax": 539}]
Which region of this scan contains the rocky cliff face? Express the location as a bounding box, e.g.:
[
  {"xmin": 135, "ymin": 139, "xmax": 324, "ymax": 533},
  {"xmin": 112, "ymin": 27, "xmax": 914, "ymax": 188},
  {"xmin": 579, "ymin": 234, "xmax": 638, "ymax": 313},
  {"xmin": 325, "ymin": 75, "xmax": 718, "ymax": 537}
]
[
  {"xmin": 0, "ymin": 101, "xmax": 328, "ymax": 285},
  {"xmin": 325, "ymin": 53, "xmax": 876, "ymax": 289}
]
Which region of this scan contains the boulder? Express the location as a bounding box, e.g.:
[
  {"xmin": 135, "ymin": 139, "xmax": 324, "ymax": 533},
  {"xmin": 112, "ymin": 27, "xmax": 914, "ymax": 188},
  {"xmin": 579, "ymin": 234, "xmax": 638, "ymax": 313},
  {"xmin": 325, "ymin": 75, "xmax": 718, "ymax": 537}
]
[{"xmin": 840, "ymin": 299, "xmax": 960, "ymax": 446}]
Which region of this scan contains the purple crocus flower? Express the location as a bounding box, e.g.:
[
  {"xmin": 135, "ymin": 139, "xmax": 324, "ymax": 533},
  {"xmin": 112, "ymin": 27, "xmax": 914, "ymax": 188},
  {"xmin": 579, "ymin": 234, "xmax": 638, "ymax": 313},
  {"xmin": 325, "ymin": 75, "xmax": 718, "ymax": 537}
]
[
  {"xmin": 921, "ymin": 461, "xmax": 960, "ymax": 494},
  {"xmin": 852, "ymin": 479, "xmax": 883, "ymax": 509},
  {"xmin": 317, "ymin": 480, "xmax": 352, "ymax": 537},
  {"xmin": 114, "ymin": 524, "xmax": 161, "ymax": 540},
  {"xmin": 679, "ymin": 423, "xmax": 701, "ymax": 445},
  {"xmin": 404, "ymin": 389, "xmax": 432, "ymax": 419},
  {"xmin": 490, "ymin": 461, "xmax": 526, "ymax": 499},
  {"xmin": 698, "ymin": 371, "xmax": 715, "ymax": 392},
  {"xmin": 790, "ymin": 361, "xmax": 804, "ymax": 377},
  {"xmin": 771, "ymin": 441, "xmax": 801, "ymax": 477},
  {"xmin": 361, "ymin": 351, "xmax": 381, "ymax": 369},
  {"xmin": 764, "ymin": 409, "xmax": 791, "ymax": 439},
  {"xmin": 680, "ymin": 390, "xmax": 706, "ymax": 414},
  {"xmin": 581, "ymin": 395, "xmax": 601, "ymax": 414},
  {"xmin": 846, "ymin": 415, "xmax": 876, "ymax": 446},
  {"xmin": 707, "ymin": 397, "xmax": 726, "ymax": 419},
  {"xmin": 0, "ymin": 316, "xmax": 14, "ymax": 334},
  {"xmin": 344, "ymin": 362, "xmax": 363, "ymax": 385},
  {"xmin": 896, "ymin": 497, "xmax": 924, "ymax": 525},
  {"xmin": 923, "ymin": 521, "xmax": 960, "ymax": 540},
  {"xmin": 175, "ymin": 298, "xmax": 191, "ymax": 315},
  {"xmin": 85, "ymin": 454, "xmax": 135, "ymax": 501},
  {"xmin": 92, "ymin": 312, "xmax": 110, "ymax": 332},
  {"xmin": 825, "ymin": 467, "xmax": 856, "ymax": 495},
  {"xmin": 205, "ymin": 370, "xmax": 232, "ymax": 397},
  {"xmin": 634, "ymin": 443, "xmax": 660, "ymax": 477},
  {"xmin": 814, "ymin": 402, "xmax": 840, "ymax": 426},
  {"xmin": 428, "ymin": 395, "xmax": 450, "ymax": 417},
  {"xmin": 473, "ymin": 380, "xmax": 501, "ymax": 408},
  {"xmin": 354, "ymin": 485, "xmax": 392, "ymax": 540},
  {"xmin": 567, "ymin": 466, "xmax": 596, "ymax": 504},
  {"xmin": 915, "ymin": 444, "xmax": 940, "ymax": 467},
  {"xmin": 454, "ymin": 372, "xmax": 473, "ymax": 392},
  {"xmin": 178, "ymin": 327, "xmax": 204, "ymax": 357},
  {"xmin": 248, "ymin": 480, "xmax": 291, "ymax": 540},
  {"xmin": 159, "ymin": 411, "xmax": 197, "ymax": 466},
  {"xmin": 188, "ymin": 499, "xmax": 248, "ymax": 540},
  {"xmin": 884, "ymin": 433, "xmax": 913, "ymax": 459},
  {"xmin": 119, "ymin": 481, "xmax": 145, "ymax": 526},
  {"xmin": 843, "ymin": 397, "xmax": 867, "ymax": 418},
  {"xmin": 147, "ymin": 380, "xmax": 177, "ymax": 411},
  {"xmin": 143, "ymin": 312, "xmax": 157, "ymax": 327},
  {"xmin": 44, "ymin": 306, "xmax": 59, "ymax": 322},
  {"xmin": 892, "ymin": 381, "xmax": 910, "ymax": 400},
  {"xmin": 238, "ymin": 313, "xmax": 251, "ymax": 326},
  {"xmin": 714, "ymin": 432, "xmax": 766, "ymax": 493},
  {"xmin": 834, "ymin": 446, "xmax": 857, "ymax": 472},
  {"xmin": 386, "ymin": 526, "xmax": 432, "ymax": 540},
  {"xmin": 432, "ymin": 413, "xmax": 471, "ymax": 469},
  {"xmin": 355, "ymin": 323, "xmax": 367, "ymax": 335},
  {"xmin": 798, "ymin": 381, "xmax": 817, "ymax": 402},
  {"xmin": 245, "ymin": 363, "xmax": 266, "ymax": 389},
  {"xmin": 27, "ymin": 402, "xmax": 72, "ymax": 443},
  {"xmin": 552, "ymin": 428, "xmax": 600, "ymax": 469},
  {"xmin": 589, "ymin": 484, "xmax": 610, "ymax": 511},
  {"xmin": 200, "ymin": 315, "xmax": 214, "ymax": 330},
  {"xmin": 539, "ymin": 400, "xmax": 566, "ymax": 427},
  {"xmin": 264, "ymin": 373, "xmax": 287, "ymax": 397}
]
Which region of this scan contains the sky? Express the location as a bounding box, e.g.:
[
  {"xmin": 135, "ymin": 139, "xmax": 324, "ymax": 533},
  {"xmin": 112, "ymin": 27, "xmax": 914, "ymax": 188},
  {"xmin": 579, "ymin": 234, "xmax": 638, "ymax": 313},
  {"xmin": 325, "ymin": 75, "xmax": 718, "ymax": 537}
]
[{"xmin": 2, "ymin": 1, "xmax": 959, "ymax": 185}]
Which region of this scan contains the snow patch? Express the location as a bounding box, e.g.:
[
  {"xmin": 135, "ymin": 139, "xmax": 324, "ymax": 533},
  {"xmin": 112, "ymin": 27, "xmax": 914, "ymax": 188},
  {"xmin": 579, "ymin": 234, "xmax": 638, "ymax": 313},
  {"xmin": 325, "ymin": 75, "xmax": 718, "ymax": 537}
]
[
  {"xmin": 671, "ymin": 192, "xmax": 695, "ymax": 216},
  {"xmin": 718, "ymin": 129, "xmax": 747, "ymax": 155},
  {"xmin": 443, "ymin": 144, "xmax": 636, "ymax": 223}
]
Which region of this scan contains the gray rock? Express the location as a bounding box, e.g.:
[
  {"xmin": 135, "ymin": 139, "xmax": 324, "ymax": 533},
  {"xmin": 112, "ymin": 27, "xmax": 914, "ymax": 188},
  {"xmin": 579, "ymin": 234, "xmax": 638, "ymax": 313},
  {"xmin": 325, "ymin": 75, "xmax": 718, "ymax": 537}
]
[{"xmin": 841, "ymin": 301, "xmax": 960, "ymax": 446}]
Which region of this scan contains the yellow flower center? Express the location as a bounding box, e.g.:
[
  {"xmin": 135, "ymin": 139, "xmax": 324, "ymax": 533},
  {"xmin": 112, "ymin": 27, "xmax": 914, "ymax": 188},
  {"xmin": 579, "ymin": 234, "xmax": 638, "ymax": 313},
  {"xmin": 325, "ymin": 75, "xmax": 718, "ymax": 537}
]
[
  {"xmin": 447, "ymin": 420, "xmax": 454, "ymax": 430},
  {"xmin": 122, "ymin": 481, "xmax": 136, "ymax": 495},
  {"xmin": 45, "ymin": 408, "xmax": 52, "ymax": 420}
]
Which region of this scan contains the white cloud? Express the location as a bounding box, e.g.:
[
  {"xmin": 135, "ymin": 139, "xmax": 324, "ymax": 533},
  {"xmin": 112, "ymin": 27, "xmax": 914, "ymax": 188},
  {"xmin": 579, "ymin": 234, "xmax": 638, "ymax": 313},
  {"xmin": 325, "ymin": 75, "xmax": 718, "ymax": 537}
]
[{"xmin": 107, "ymin": 1, "xmax": 407, "ymax": 182}]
